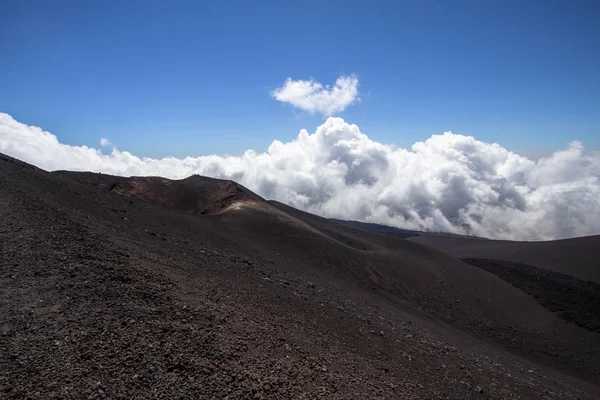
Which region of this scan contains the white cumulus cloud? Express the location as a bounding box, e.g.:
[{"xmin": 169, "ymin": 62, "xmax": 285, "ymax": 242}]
[
  {"xmin": 1, "ymin": 112, "xmax": 599, "ymax": 241},
  {"xmin": 271, "ymin": 75, "xmax": 359, "ymax": 116},
  {"xmin": 100, "ymin": 138, "xmax": 112, "ymax": 147}
]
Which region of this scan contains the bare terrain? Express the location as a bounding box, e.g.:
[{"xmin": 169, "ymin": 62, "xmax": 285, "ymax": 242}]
[
  {"xmin": 1, "ymin": 152, "xmax": 599, "ymax": 399},
  {"xmin": 462, "ymin": 258, "xmax": 600, "ymax": 334},
  {"xmin": 408, "ymin": 234, "xmax": 600, "ymax": 284}
]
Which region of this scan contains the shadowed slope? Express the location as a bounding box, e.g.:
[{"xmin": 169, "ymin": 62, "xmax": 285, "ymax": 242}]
[
  {"xmin": 408, "ymin": 234, "xmax": 600, "ymax": 283},
  {"xmin": 463, "ymin": 258, "xmax": 600, "ymax": 333}
]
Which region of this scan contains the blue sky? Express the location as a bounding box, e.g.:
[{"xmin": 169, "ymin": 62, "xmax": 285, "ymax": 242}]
[{"xmin": 1, "ymin": 0, "xmax": 599, "ymax": 158}]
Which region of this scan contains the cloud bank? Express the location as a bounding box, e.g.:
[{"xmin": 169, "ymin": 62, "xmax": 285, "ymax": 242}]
[
  {"xmin": 1, "ymin": 112, "xmax": 599, "ymax": 241},
  {"xmin": 272, "ymin": 75, "xmax": 359, "ymax": 116}
]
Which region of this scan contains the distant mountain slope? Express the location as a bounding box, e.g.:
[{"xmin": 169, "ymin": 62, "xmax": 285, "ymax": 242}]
[
  {"xmin": 408, "ymin": 234, "xmax": 600, "ymax": 283},
  {"xmin": 330, "ymin": 219, "xmax": 487, "ymax": 240},
  {"xmin": 329, "ymin": 219, "xmax": 421, "ymax": 239}
]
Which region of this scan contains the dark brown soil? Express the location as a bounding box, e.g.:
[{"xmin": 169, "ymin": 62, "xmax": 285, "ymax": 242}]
[
  {"xmin": 463, "ymin": 258, "xmax": 600, "ymax": 333},
  {"xmin": 55, "ymin": 171, "xmax": 263, "ymax": 215},
  {"xmin": 1, "ymin": 152, "xmax": 599, "ymax": 399},
  {"xmin": 409, "ymin": 234, "xmax": 600, "ymax": 283}
]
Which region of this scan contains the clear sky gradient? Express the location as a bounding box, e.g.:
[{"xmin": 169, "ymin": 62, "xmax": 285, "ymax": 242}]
[{"xmin": 1, "ymin": 0, "xmax": 598, "ymax": 158}]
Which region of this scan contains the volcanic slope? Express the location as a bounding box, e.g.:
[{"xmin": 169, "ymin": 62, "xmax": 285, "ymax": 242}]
[
  {"xmin": 1, "ymin": 153, "xmax": 599, "ymax": 399},
  {"xmin": 408, "ymin": 234, "xmax": 600, "ymax": 284},
  {"xmin": 56, "ymin": 170, "xmax": 263, "ymax": 215}
]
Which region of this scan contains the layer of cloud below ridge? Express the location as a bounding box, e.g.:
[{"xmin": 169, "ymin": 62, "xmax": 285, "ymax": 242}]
[{"xmin": 1, "ymin": 112, "xmax": 599, "ymax": 241}]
